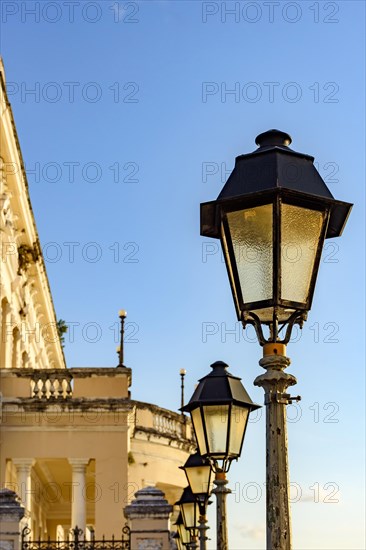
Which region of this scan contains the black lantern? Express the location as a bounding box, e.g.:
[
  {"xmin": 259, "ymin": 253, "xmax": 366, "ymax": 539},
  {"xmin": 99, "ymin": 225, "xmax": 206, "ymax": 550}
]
[
  {"xmin": 175, "ymin": 512, "xmax": 191, "ymax": 547},
  {"xmin": 181, "ymin": 361, "xmax": 260, "ymax": 472},
  {"xmin": 180, "ymin": 451, "xmax": 213, "ymax": 501},
  {"xmin": 200, "ymin": 130, "xmax": 352, "ymax": 340},
  {"xmin": 176, "ymin": 486, "xmax": 199, "ymax": 534}
]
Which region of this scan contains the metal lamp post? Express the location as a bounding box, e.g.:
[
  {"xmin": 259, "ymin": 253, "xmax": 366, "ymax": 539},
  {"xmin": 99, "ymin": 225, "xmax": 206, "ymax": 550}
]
[
  {"xmin": 182, "ymin": 361, "xmax": 260, "ymax": 550},
  {"xmin": 199, "ymin": 129, "xmax": 352, "ymax": 550},
  {"xmin": 180, "ymin": 368, "xmax": 187, "ymax": 413},
  {"xmin": 176, "ymin": 487, "xmax": 200, "ymax": 549},
  {"xmin": 180, "ymin": 451, "xmax": 213, "ymax": 550},
  {"xmin": 117, "ymin": 309, "xmax": 127, "ymax": 366}
]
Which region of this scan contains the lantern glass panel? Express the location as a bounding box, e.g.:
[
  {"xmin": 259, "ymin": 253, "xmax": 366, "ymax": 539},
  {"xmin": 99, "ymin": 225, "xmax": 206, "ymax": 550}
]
[
  {"xmin": 227, "ymin": 204, "xmax": 273, "ymax": 304},
  {"xmin": 186, "ymin": 464, "xmax": 212, "ymax": 495},
  {"xmin": 281, "ymin": 204, "xmax": 324, "ymax": 304},
  {"xmin": 181, "ymin": 501, "xmax": 199, "ymax": 530},
  {"xmin": 203, "ymin": 405, "xmax": 229, "ymax": 456},
  {"xmin": 191, "ymin": 408, "xmax": 207, "ymax": 455},
  {"xmin": 228, "ymin": 405, "xmax": 249, "ymax": 455},
  {"xmin": 221, "ymin": 227, "xmax": 240, "ymax": 312}
]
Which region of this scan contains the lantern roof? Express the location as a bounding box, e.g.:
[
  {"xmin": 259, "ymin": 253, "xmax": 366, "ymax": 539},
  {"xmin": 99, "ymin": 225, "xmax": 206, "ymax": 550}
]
[
  {"xmin": 201, "ymin": 129, "xmax": 352, "ymax": 239},
  {"xmin": 181, "ymin": 451, "xmax": 211, "ymax": 470},
  {"xmin": 175, "ymin": 486, "xmax": 197, "ymax": 506},
  {"xmin": 174, "ymin": 512, "xmax": 184, "ymax": 525},
  {"xmin": 174, "ymin": 512, "xmax": 184, "ymax": 526},
  {"xmin": 181, "ymin": 361, "xmax": 260, "ymax": 412}
]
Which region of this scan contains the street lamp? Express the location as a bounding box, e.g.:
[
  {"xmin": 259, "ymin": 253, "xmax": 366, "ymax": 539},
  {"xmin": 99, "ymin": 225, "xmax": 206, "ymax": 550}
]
[
  {"xmin": 117, "ymin": 309, "xmax": 127, "ymax": 367},
  {"xmin": 180, "ymin": 368, "xmax": 187, "ymax": 410},
  {"xmin": 201, "ymin": 129, "xmax": 352, "ymax": 342},
  {"xmin": 200, "ymin": 130, "xmax": 352, "ymax": 549},
  {"xmin": 182, "ymin": 361, "xmax": 260, "ymax": 550},
  {"xmin": 175, "ymin": 512, "xmax": 191, "ymax": 548},
  {"xmin": 180, "ymin": 451, "xmax": 213, "ymax": 550},
  {"xmin": 176, "ymin": 487, "xmax": 200, "ymax": 549}
]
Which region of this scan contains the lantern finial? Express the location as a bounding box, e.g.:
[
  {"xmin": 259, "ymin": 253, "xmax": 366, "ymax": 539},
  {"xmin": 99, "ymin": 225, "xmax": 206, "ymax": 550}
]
[
  {"xmin": 255, "ymin": 129, "xmax": 292, "ymax": 148},
  {"xmin": 209, "ymin": 361, "xmax": 229, "ymax": 373}
]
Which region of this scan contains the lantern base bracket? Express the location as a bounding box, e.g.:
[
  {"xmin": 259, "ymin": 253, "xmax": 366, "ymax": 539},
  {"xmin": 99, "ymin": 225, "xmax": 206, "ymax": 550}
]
[
  {"xmin": 209, "ymin": 458, "xmax": 236, "ymax": 474},
  {"xmin": 242, "ymin": 310, "xmax": 307, "ymax": 346}
]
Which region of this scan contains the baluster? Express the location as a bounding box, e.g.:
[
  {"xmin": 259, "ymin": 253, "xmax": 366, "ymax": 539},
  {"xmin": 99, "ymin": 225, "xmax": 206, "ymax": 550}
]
[
  {"xmin": 37, "ymin": 378, "xmax": 43, "ymax": 399},
  {"xmin": 32, "ymin": 377, "xmax": 38, "ymax": 398},
  {"xmin": 65, "ymin": 377, "xmax": 73, "ymax": 397},
  {"xmin": 41, "ymin": 375, "xmax": 48, "ymax": 399},
  {"xmin": 53, "ymin": 377, "xmax": 60, "ymax": 399},
  {"xmin": 49, "ymin": 376, "xmax": 56, "ymax": 399}
]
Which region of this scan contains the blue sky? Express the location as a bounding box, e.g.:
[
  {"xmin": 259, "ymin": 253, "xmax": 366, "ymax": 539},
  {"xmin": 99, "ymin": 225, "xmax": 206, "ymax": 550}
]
[{"xmin": 1, "ymin": 1, "xmax": 365, "ymax": 548}]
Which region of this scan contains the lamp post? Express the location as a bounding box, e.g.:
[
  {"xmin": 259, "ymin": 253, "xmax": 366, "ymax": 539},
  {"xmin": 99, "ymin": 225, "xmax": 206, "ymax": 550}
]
[
  {"xmin": 199, "ymin": 129, "xmax": 352, "ymax": 550},
  {"xmin": 182, "ymin": 361, "xmax": 260, "ymax": 550},
  {"xmin": 180, "ymin": 451, "xmax": 213, "ymax": 550},
  {"xmin": 180, "ymin": 368, "xmax": 187, "ymax": 411},
  {"xmin": 117, "ymin": 309, "xmax": 127, "ymax": 366}
]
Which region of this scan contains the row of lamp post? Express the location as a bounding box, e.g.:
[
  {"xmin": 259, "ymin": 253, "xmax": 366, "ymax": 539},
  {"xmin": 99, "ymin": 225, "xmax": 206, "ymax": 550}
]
[
  {"xmin": 176, "ymin": 361, "xmax": 260, "ymax": 550},
  {"xmin": 175, "ymin": 130, "xmax": 351, "ymax": 550},
  {"xmin": 179, "ymin": 452, "xmax": 212, "ymax": 549}
]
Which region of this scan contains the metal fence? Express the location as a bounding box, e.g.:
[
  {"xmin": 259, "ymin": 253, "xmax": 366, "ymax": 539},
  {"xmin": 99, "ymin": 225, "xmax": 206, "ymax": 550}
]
[{"xmin": 22, "ymin": 526, "xmax": 131, "ymax": 550}]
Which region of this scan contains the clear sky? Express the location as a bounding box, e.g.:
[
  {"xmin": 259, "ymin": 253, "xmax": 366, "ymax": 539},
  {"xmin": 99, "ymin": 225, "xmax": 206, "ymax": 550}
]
[{"xmin": 1, "ymin": 1, "xmax": 365, "ymax": 548}]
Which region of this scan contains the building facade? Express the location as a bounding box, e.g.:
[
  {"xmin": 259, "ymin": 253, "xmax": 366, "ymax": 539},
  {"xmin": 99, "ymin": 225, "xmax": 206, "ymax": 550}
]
[{"xmin": 0, "ymin": 58, "xmax": 194, "ymax": 542}]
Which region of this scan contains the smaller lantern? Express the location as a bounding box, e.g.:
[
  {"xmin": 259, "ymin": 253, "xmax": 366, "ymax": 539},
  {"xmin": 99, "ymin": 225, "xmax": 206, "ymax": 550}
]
[
  {"xmin": 175, "ymin": 512, "xmax": 191, "ymax": 547},
  {"xmin": 181, "ymin": 361, "xmax": 260, "ymax": 471},
  {"xmin": 180, "ymin": 451, "xmax": 213, "ymax": 500},
  {"xmin": 175, "ymin": 486, "xmax": 199, "ymax": 535}
]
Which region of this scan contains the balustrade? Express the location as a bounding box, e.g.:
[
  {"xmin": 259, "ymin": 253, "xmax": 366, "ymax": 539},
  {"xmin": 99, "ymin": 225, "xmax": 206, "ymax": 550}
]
[
  {"xmin": 31, "ymin": 370, "xmax": 73, "ymax": 399},
  {"xmin": 153, "ymin": 412, "xmax": 184, "ymax": 437}
]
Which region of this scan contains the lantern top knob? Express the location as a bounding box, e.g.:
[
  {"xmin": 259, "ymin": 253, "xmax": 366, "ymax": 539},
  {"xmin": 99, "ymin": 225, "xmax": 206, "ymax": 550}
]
[
  {"xmin": 255, "ymin": 129, "xmax": 292, "ymax": 148},
  {"xmin": 210, "ymin": 360, "xmax": 229, "ymax": 372}
]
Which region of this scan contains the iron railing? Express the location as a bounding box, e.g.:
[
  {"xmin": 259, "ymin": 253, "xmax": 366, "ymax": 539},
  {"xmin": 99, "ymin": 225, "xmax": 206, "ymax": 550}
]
[{"xmin": 22, "ymin": 526, "xmax": 130, "ymax": 550}]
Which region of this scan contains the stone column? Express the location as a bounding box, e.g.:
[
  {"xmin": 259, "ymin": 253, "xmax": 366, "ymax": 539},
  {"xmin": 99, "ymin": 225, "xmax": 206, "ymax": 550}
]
[
  {"xmin": 0, "ymin": 489, "xmax": 25, "ymax": 550},
  {"xmin": 68, "ymin": 459, "xmax": 89, "ymax": 533},
  {"xmin": 12, "ymin": 459, "xmax": 34, "ymax": 517},
  {"xmin": 124, "ymin": 486, "xmax": 173, "ymax": 550}
]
